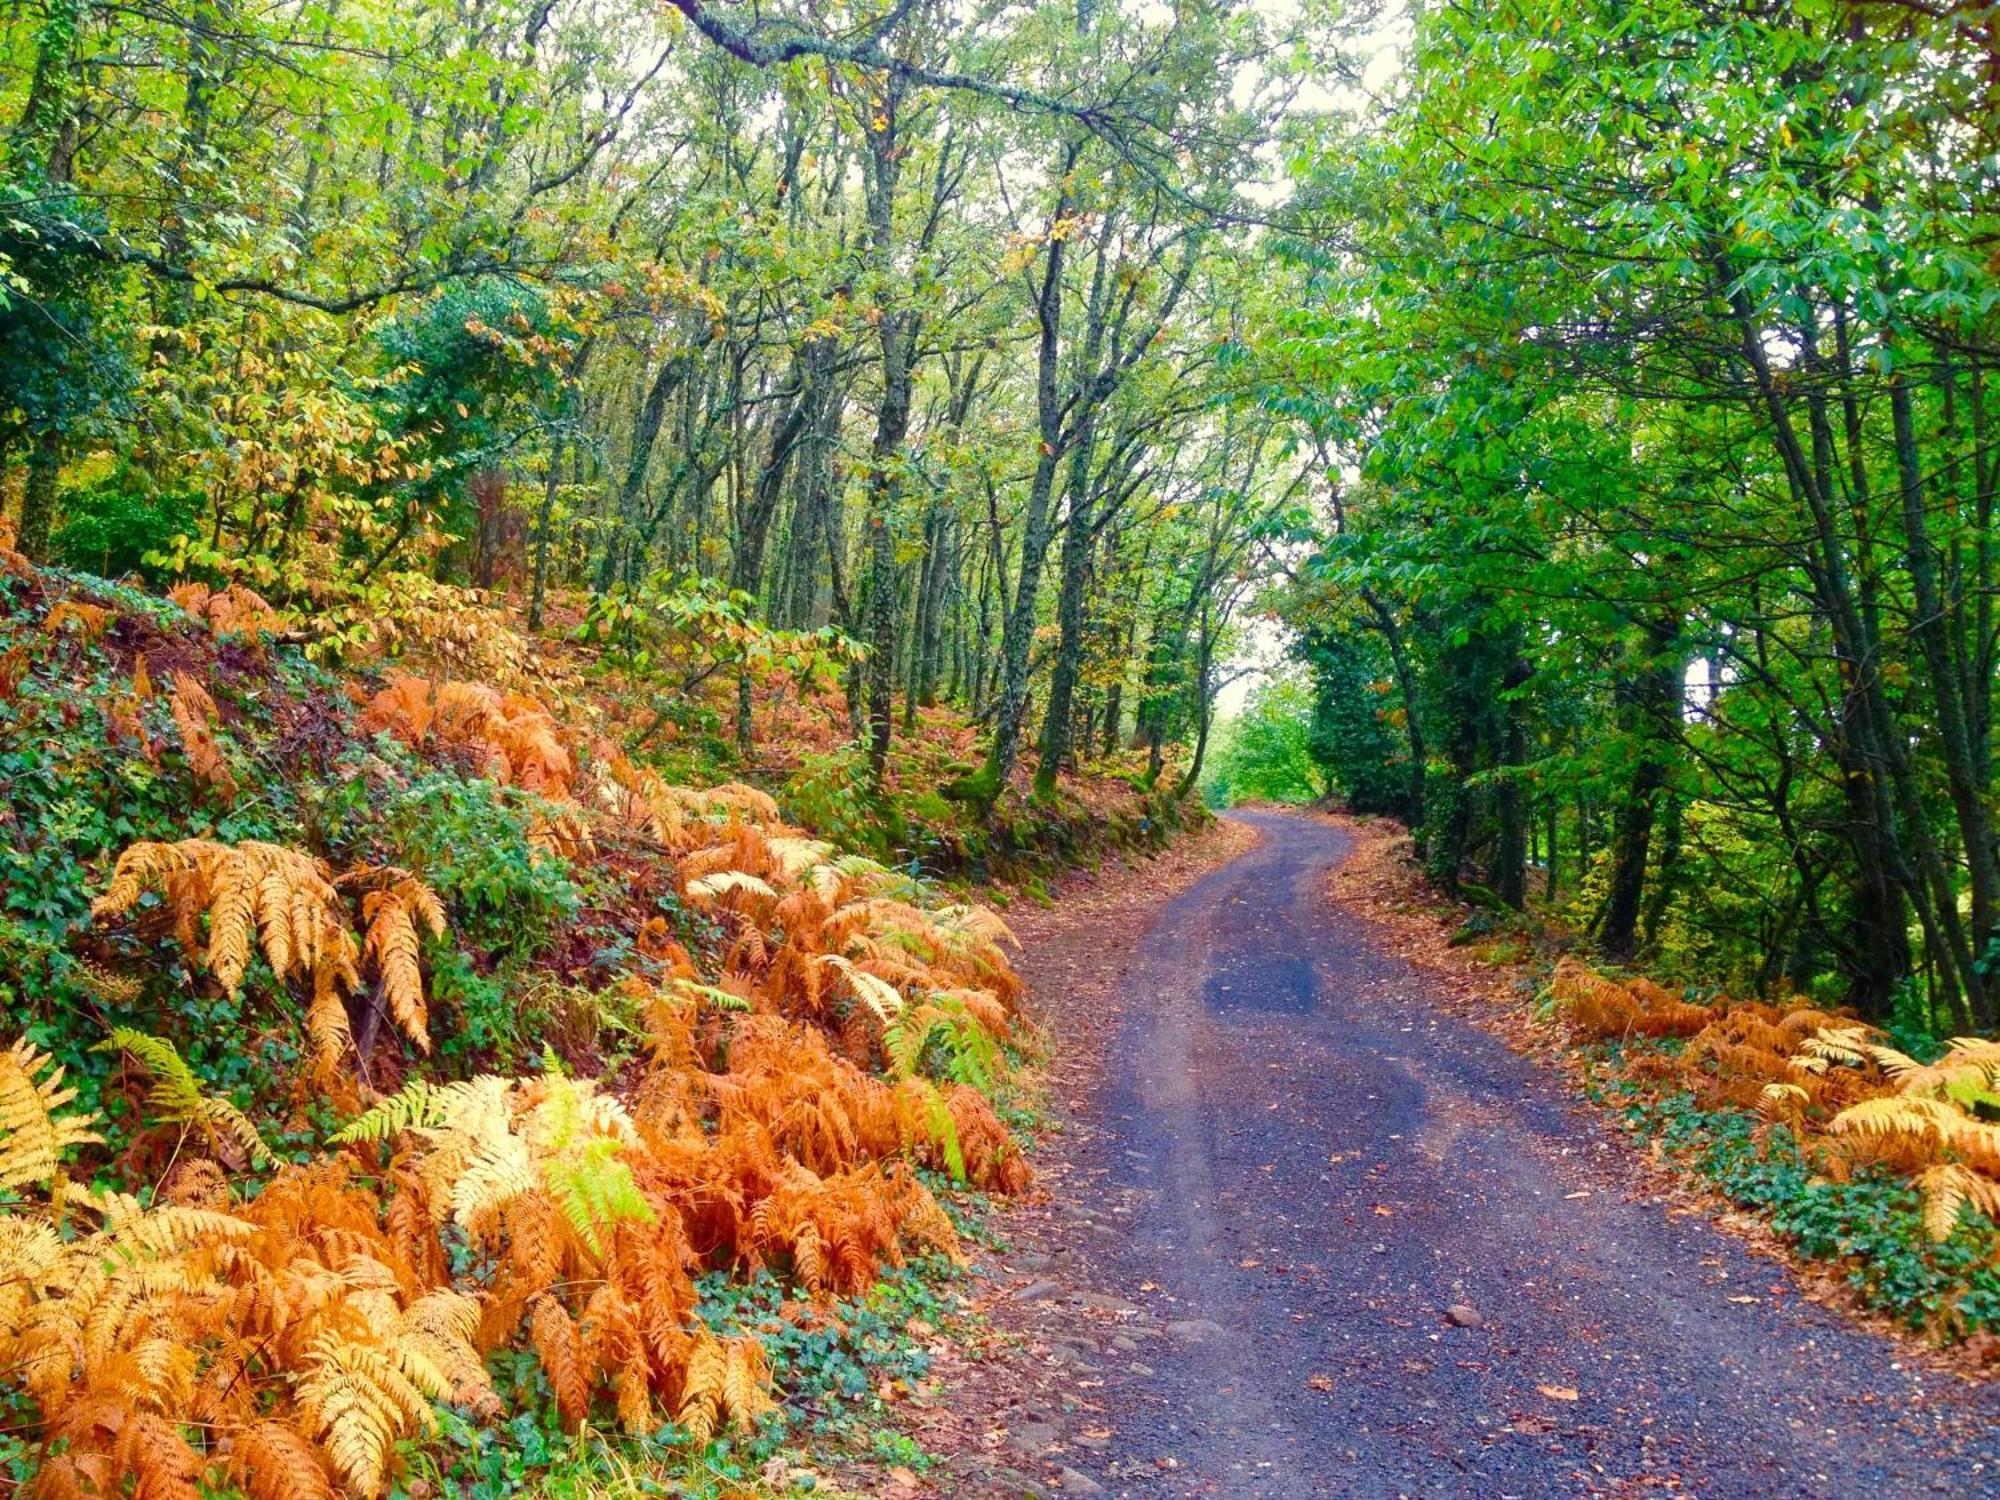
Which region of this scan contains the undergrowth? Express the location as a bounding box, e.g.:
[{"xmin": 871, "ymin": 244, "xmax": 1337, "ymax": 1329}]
[
  {"xmin": 0, "ymin": 559, "xmax": 1176, "ymax": 1496},
  {"xmin": 1553, "ymin": 963, "xmax": 2000, "ymax": 1343}
]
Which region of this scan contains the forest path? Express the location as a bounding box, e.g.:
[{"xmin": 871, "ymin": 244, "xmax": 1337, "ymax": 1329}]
[{"xmin": 953, "ymin": 811, "xmax": 1998, "ymax": 1499}]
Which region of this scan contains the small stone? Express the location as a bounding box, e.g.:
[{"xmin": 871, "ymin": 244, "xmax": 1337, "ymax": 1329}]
[
  {"xmin": 1077, "ymin": 1293, "xmax": 1140, "ymax": 1314},
  {"xmin": 1060, "ymin": 1467, "xmax": 1109, "ymax": 1496},
  {"xmin": 1166, "ymin": 1318, "xmax": 1226, "ymax": 1342},
  {"xmin": 1008, "ymin": 1422, "xmax": 1062, "ymax": 1455},
  {"xmin": 1445, "ymin": 1304, "xmax": 1484, "ymax": 1328},
  {"xmin": 1012, "ymin": 1252, "xmax": 1056, "ymax": 1272},
  {"xmin": 1128, "ymin": 1360, "xmax": 1156, "ymax": 1376},
  {"xmin": 1016, "ymin": 1279, "xmax": 1063, "ymax": 1302}
]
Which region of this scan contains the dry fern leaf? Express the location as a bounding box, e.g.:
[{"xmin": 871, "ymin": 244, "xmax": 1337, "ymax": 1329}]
[
  {"xmin": 685, "ymin": 869, "xmax": 778, "ymax": 903},
  {"xmin": 1914, "ymin": 1163, "xmax": 2000, "ymax": 1243},
  {"xmin": 43, "ymin": 600, "xmax": 115, "ymax": 643},
  {"xmin": 94, "ymin": 838, "xmax": 360, "ymax": 1006},
  {"xmin": 228, "ymin": 1420, "xmax": 338, "ymax": 1500},
  {"xmin": 817, "ymin": 954, "xmax": 904, "ymax": 1023},
  {"xmin": 295, "ymin": 1329, "xmax": 446, "ymax": 1496},
  {"xmin": 675, "ymin": 1334, "xmax": 728, "ymax": 1443},
  {"xmin": 1756, "ymin": 1082, "xmax": 1810, "ymax": 1124},
  {"xmin": 168, "ymin": 671, "xmax": 239, "ymax": 800},
  {"xmin": 530, "ymin": 1295, "xmax": 592, "ymax": 1429},
  {"xmin": 343, "ymin": 868, "xmax": 447, "ymax": 1054},
  {"xmin": 0, "ymin": 1038, "xmax": 104, "ymax": 1193}
]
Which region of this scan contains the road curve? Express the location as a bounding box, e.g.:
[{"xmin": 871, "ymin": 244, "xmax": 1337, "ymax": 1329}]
[{"xmin": 1017, "ymin": 810, "xmax": 1997, "ymax": 1499}]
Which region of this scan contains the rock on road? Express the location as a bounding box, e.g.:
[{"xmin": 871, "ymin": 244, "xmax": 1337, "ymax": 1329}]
[{"xmin": 999, "ymin": 810, "xmax": 1998, "ymax": 1499}]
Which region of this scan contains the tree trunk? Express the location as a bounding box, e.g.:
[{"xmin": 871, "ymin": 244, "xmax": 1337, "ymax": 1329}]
[
  {"xmin": 17, "ymin": 429, "xmax": 61, "ymax": 563},
  {"xmin": 1600, "ymin": 625, "xmax": 1680, "ymax": 959}
]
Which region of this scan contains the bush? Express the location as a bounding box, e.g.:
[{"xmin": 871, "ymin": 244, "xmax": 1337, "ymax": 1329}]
[
  {"xmin": 329, "ymin": 759, "xmax": 580, "ymax": 966},
  {"xmin": 51, "ymin": 464, "xmax": 201, "ymax": 582}
]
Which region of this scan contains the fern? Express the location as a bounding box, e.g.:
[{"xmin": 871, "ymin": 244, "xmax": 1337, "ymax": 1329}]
[
  {"xmin": 295, "ymin": 1330, "xmax": 444, "ymax": 1495},
  {"xmin": 228, "ymin": 1421, "xmax": 337, "ymax": 1500},
  {"xmin": 0, "ymin": 1039, "xmax": 104, "ymax": 1194},
  {"xmin": 544, "ymin": 1137, "xmax": 656, "ymax": 1255},
  {"xmin": 342, "ymin": 867, "xmax": 447, "ymax": 1054},
  {"xmin": 330, "ymin": 1076, "xmax": 505, "ymax": 1144},
  {"xmin": 530, "ymin": 1296, "xmax": 591, "ymax": 1429},
  {"xmin": 93, "ymin": 839, "xmax": 360, "ymax": 1010},
  {"xmin": 43, "ymin": 599, "xmax": 115, "ymax": 643},
  {"xmin": 167, "ymin": 670, "xmax": 239, "ymax": 800},
  {"xmin": 818, "ymin": 954, "xmax": 904, "ymax": 1023},
  {"xmin": 98, "ymin": 1029, "xmax": 274, "ymax": 1169},
  {"xmin": 1914, "ymin": 1163, "xmax": 2000, "ymax": 1243},
  {"xmin": 675, "ymin": 1334, "xmax": 727, "ymax": 1443},
  {"xmin": 686, "ymin": 869, "xmax": 779, "ymax": 902}
]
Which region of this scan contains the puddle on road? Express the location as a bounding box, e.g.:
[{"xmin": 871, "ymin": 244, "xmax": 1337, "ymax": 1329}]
[{"xmin": 1204, "ymin": 954, "xmax": 1316, "ymax": 1014}]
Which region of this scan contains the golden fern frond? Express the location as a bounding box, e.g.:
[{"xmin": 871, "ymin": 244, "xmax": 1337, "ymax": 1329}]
[
  {"xmin": 91, "ymin": 838, "xmax": 206, "ymax": 923},
  {"xmin": 450, "ymin": 1132, "xmax": 538, "ymax": 1232},
  {"xmin": 229, "ymin": 1420, "xmax": 338, "ymax": 1500},
  {"xmin": 347, "ymin": 870, "xmax": 446, "ymax": 1054},
  {"xmin": 676, "ymin": 1334, "xmax": 727, "ymax": 1444},
  {"xmin": 1799, "ymin": 1026, "xmax": 1875, "ymax": 1069},
  {"xmin": 721, "ymin": 1337, "xmax": 776, "ymax": 1426},
  {"xmin": 692, "ymin": 781, "xmax": 781, "ymax": 822},
  {"xmin": 93, "ymin": 840, "xmax": 359, "ymax": 1009},
  {"xmin": 168, "ymin": 670, "xmax": 239, "ymax": 800},
  {"xmin": 296, "ymin": 1330, "xmax": 443, "ymax": 1496},
  {"xmin": 685, "ymin": 870, "xmax": 779, "ymax": 902},
  {"xmin": 1911, "ymin": 1163, "xmax": 2000, "ymax": 1243},
  {"xmin": 764, "ymin": 836, "xmax": 835, "ymax": 881},
  {"xmin": 43, "ymin": 600, "xmax": 115, "ymax": 643},
  {"xmin": 83, "ymin": 1195, "xmax": 256, "ymax": 1260},
  {"xmin": 1757, "ymin": 1082, "xmax": 1810, "ymax": 1124},
  {"xmin": 401, "ymin": 1289, "xmax": 500, "ymax": 1417},
  {"xmin": 98, "ymin": 1028, "xmax": 274, "ymax": 1169},
  {"xmin": 0, "ymin": 1039, "xmax": 104, "ymax": 1193},
  {"xmin": 817, "ymin": 954, "xmax": 904, "ymax": 1023},
  {"xmin": 167, "ymin": 581, "xmax": 211, "ymax": 616},
  {"xmin": 529, "ymin": 1295, "xmax": 592, "ymax": 1429},
  {"xmin": 0, "ymin": 1216, "xmax": 65, "ymax": 1331},
  {"xmin": 306, "ymin": 976, "xmax": 354, "ymax": 1082},
  {"xmin": 931, "ymin": 902, "xmax": 1020, "ymax": 949},
  {"xmin": 1828, "ymin": 1094, "xmax": 1961, "ymax": 1143},
  {"xmin": 117, "ymin": 1411, "xmax": 203, "ymax": 1500},
  {"xmin": 20, "ymin": 1450, "xmax": 114, "ymax": 1499}
]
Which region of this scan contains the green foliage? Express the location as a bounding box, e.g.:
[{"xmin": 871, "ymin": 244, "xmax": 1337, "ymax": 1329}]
[
  {"xmin": 1201, "ymin": 673, "xmax": 1324, "ymax": 808},
  {"xmin": 336, "ymin": 762, "xmax": 580, "ymax": 968},
  {"xmin": 1296, "ymin": 627, "xmax": 1410, "ymax": 819},
  {"xmin": 49, "ymin": 465, "xmax": 201, "ymax": 581},
  {"xmin": 1271, "ymin": 0, "xmax": 2000, "ymax": 1021},
  {"xmin": 781, "ymin": 747, "xmax": 887, "ymax": 859}
]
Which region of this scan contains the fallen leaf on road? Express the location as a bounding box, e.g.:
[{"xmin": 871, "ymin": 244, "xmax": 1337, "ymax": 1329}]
[
  {"xmin": 1239, "ymin": 1257, "xmax": 1261, "ymax": 1268},
  {"xmin": 1306, "ymin": 1374, "xmax": 1334, "ymax": 1391},
  {"xmin": 1728, "ymin": 1295, "xmax": 1759, "ymax": 1304},
  {"xmin": 1537, "ymin": 1384, "xmax": 1580, "ymax": 1402},
  {"xmin": 1373, "ymin": 1204, "xmax": 1394, "ymax": 1217}
]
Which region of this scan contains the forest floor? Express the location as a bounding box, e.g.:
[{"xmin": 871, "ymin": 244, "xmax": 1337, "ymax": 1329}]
[{"xmin": 907, "ymin": 810, "xmax": 2000, "ymax": 1499}]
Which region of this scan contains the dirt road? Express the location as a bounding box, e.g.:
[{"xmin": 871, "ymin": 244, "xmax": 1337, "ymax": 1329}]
[{"xmin": 958, "ymin": 811, "xmax": 1998, "ymax": 1498}]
